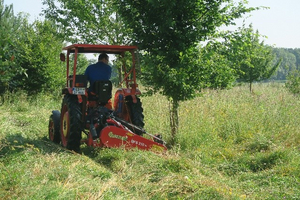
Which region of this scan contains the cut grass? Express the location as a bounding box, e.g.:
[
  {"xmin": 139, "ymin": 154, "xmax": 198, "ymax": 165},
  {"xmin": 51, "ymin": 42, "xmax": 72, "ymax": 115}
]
[{"xmin": 0, "ymin": 83, "xmax": 299, "ymax": 199}]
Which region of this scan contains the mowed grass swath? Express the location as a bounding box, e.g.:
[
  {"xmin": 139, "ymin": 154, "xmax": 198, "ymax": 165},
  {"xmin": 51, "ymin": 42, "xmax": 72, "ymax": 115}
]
[{"xmin": 0, "ymin": 83, "xmax": 299, "ymax": 199}]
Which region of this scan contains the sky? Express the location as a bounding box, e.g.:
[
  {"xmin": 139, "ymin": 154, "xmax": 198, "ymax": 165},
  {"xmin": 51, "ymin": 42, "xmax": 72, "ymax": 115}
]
[{"xmin": 3, "ymin": 0, "xmax": 300, "ymax": 49}]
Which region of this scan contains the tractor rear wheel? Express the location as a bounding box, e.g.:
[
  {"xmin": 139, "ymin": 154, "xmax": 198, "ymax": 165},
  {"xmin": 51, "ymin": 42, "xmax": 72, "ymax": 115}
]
[
  {"xmin": 48, "ymin": 110, "xmax": 61, "ymax": 144},
  {"xmin": 126, "ymin": 96, "xmax": 145, "ymax": 128},
  {"xmin": 60, "ymin": 95, "xmax": 82, "ymax": 152}
]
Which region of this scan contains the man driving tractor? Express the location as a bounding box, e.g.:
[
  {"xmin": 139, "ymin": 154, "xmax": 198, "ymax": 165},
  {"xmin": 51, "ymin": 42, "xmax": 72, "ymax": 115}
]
[{"xmin": 84, "ymin": 53, "xmax": 112, "ymax": 109}]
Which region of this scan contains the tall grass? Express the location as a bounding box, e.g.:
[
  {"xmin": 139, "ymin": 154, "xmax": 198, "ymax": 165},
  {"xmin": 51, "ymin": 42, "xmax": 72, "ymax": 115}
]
[{"xmin": 0, "ymin": 83, "xmax": 299, "ymax": 199}]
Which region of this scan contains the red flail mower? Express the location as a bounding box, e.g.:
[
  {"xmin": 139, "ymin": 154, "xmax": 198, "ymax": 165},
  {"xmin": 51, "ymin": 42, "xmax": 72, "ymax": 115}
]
[{"xmin": 48, "ymin": 44, "xmax": 167, "ymax": 153}]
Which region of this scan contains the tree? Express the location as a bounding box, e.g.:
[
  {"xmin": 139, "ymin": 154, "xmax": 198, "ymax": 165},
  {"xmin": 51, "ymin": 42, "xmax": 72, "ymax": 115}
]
[
  {"xmin": 114, "ymin": 0, "xmax": 257, "ymax": 143},
  {"xmin": 1, "ymin": 1, "xmax": 65, "ymax": 95},
  {"xmin": 220, "ymin": 24, "xmax": 280, "ymax": 92},
  {"xmin": 286, "ymin": 69, "xmax": 300, "ymax": 95},
  {"xmin": 0, "ymin": 0, "xmax": 26, "ymax": 90},
  {"xmin": 42, "ymin": 0, "xmax": 132, "ymax": 45},
  {"xmin": 271, "ymin": 48, "xmax": 296, "ymax": 80},
  {"xmin": 12, "ymin": 20, "xmax": 65, "ymax": 94},
  {"xmin": 287, "ymin": 48, "xmax": 300, "ymax": 69},
  {"xmin": 199, "ymin": 43, "xmax": 237, "ymax": 89},
  {"xmin": 70, "ymin": 54, "xmax": 90, "ymax": 75}
]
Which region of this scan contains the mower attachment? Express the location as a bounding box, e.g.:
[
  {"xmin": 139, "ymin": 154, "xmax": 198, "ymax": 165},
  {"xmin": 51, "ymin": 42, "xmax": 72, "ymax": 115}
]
[{"xmin": 83, "ymin": 112, "xmax": 167, "ymax": 152}]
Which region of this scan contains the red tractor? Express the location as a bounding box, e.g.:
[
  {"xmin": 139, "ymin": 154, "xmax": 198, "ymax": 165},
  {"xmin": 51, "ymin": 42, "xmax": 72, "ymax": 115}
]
[{"xmin": 48, "ymin": 44, "xmax": 167, "ymax": 153}]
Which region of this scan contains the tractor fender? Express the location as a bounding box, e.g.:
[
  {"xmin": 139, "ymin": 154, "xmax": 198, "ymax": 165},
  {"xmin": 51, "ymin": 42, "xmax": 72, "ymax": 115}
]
[
  {"xmin": 113, "ymin": 88, "xmax": 141, "ymax": 109},
  {"xmin": 113, "ymin": 88, "xmax": 141, "ymax": 120}
]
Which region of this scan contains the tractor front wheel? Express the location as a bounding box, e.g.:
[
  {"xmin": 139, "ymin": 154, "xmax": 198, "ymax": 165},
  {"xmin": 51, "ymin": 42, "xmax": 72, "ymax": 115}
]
[
  {"xmin": 48, "ymin": 110, "xmax": 61, "ymax": 144},
  {"xmin": 60, "ymin": 95, "xmax": 82, "ymax": 152}
]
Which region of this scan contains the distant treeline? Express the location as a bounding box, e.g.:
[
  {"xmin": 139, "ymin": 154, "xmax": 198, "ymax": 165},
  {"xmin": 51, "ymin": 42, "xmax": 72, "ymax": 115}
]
[{"xmin": 271, "ymin": 48, "xmax": 300, "ymax": 80}]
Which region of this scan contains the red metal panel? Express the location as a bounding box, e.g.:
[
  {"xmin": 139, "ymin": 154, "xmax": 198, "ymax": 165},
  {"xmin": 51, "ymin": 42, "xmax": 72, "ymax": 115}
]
[
  {"xmin": 62, "ymin": 44, "xmax": 138, "ymax": 54},
  {"xmin": 99, "ymin": 126, "xmax": 167, "ymax": 152}
]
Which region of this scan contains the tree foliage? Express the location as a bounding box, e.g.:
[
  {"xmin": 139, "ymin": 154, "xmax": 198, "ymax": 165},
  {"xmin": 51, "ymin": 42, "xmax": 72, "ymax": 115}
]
[
  {"xmin": 114, "ymin": 0, "xmax": 257, "ymax": 141},
  {"xmin": 1, "ymin": 1, "xmax": 65, "ymax": 95},
  {"xmin": 232, "ymin": 25, "xmax": 280, "ymax": 92},
  {"xmin": 69, "ymin": 54, "xmax": 90, "ymax": 75},
  {"xmin": 283, "ymin": 49, "xmax": 300, "ymax": 94},
  {"xmin": 199, "ymin": 43, "xmax": 237, "ymax": 89},
  {"xmin": 286, "ymin": 69, "xmax": 300, "ymax": 95},
  {"xmin": 272, "ymin": 48, "xmax": 297, "ymax": 80},
  {"xmin": 210, "ymin": 24, "xmax": 280, "ymax": 92},
  {"xmin": 115, "ymin": 0, "xmax": 257, "ymax": 99},
  {"xmin": 0, "ymin": 0, "xmax": 26, "ymax": 87},
  {"xmin": 12, "ymin": 20, "xmax": 65, "ymax": 94},
  {"xmin": 42, "ymin": 0, "xmax": 132, "ymax": 45}
]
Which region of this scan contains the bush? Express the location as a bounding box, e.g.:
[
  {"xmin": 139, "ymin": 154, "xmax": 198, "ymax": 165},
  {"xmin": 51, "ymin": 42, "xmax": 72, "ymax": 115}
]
[{"xmin": 286, "ymin": 69, "xmax": 300, "ymax": 94}]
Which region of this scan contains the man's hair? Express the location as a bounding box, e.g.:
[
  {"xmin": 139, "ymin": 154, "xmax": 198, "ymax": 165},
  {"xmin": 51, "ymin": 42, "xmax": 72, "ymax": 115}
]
[{"xmin": 98, "ymin": 53, "xmax": 109, "ymax": 61}]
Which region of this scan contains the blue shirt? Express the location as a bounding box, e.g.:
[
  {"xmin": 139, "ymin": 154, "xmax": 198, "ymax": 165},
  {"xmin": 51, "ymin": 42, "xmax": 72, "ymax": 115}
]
[{"xmin": 84, "ymin": 61, "xmax": 112, "ymax": 91}]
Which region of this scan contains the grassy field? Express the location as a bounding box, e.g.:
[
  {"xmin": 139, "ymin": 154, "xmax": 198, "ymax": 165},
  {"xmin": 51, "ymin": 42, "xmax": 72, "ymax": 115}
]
[{"xmin": 0, "ymin": 83, "xmax": 299, "ymax": 199}]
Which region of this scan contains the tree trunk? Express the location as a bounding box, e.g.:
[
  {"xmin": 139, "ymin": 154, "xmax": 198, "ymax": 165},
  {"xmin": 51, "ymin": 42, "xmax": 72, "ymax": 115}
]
[
  {"xmin": 169, "ymin": 98, "xmax": 179, "ymax": 146},
  {"xmin": 250, "ymin": 81, "xmax": 253, "ymax": 93}
]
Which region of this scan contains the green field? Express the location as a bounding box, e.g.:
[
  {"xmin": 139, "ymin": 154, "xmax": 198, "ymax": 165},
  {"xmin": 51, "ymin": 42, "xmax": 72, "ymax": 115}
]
[{"xmin": 0, "ymin": 83, "xmax": 299, "ymax": 199}]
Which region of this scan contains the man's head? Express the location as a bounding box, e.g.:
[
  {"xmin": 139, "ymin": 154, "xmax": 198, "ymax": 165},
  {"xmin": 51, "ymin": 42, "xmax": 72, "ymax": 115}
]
[{"xmin": 98, "ymin": 53, "xmax": 109, "ymax": 64}]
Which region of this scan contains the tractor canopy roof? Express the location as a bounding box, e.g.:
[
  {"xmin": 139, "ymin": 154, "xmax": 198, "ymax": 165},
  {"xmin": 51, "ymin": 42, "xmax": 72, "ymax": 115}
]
[{"xmin": 63, "ymin": 44, "xmax": 138, "ymax": 54}]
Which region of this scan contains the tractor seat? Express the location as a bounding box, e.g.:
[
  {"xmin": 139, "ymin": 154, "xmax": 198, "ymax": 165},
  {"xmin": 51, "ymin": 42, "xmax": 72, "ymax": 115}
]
[{"xmin": 89, "ymin": 80, "xmax": 112, "ymax": 104}]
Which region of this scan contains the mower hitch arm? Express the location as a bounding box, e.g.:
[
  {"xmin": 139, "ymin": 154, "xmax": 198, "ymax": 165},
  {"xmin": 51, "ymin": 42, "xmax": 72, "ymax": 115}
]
[{"xmin": 111, "ymin": 115, "xmax": 166, "ymax": 145}]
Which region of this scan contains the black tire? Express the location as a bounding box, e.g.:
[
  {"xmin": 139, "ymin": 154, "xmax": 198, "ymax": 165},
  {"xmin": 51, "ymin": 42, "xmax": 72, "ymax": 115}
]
[
  {"xmin": 48, "ymin": 110, "xmax": 61, "ymax": 144},
  {"xmin": 126, "ymin": 96, "xmax": 145, "ymax": 128},
  {"xmin": 60, "ymin": 95, "xmax": 82, "ymax": 152}
]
